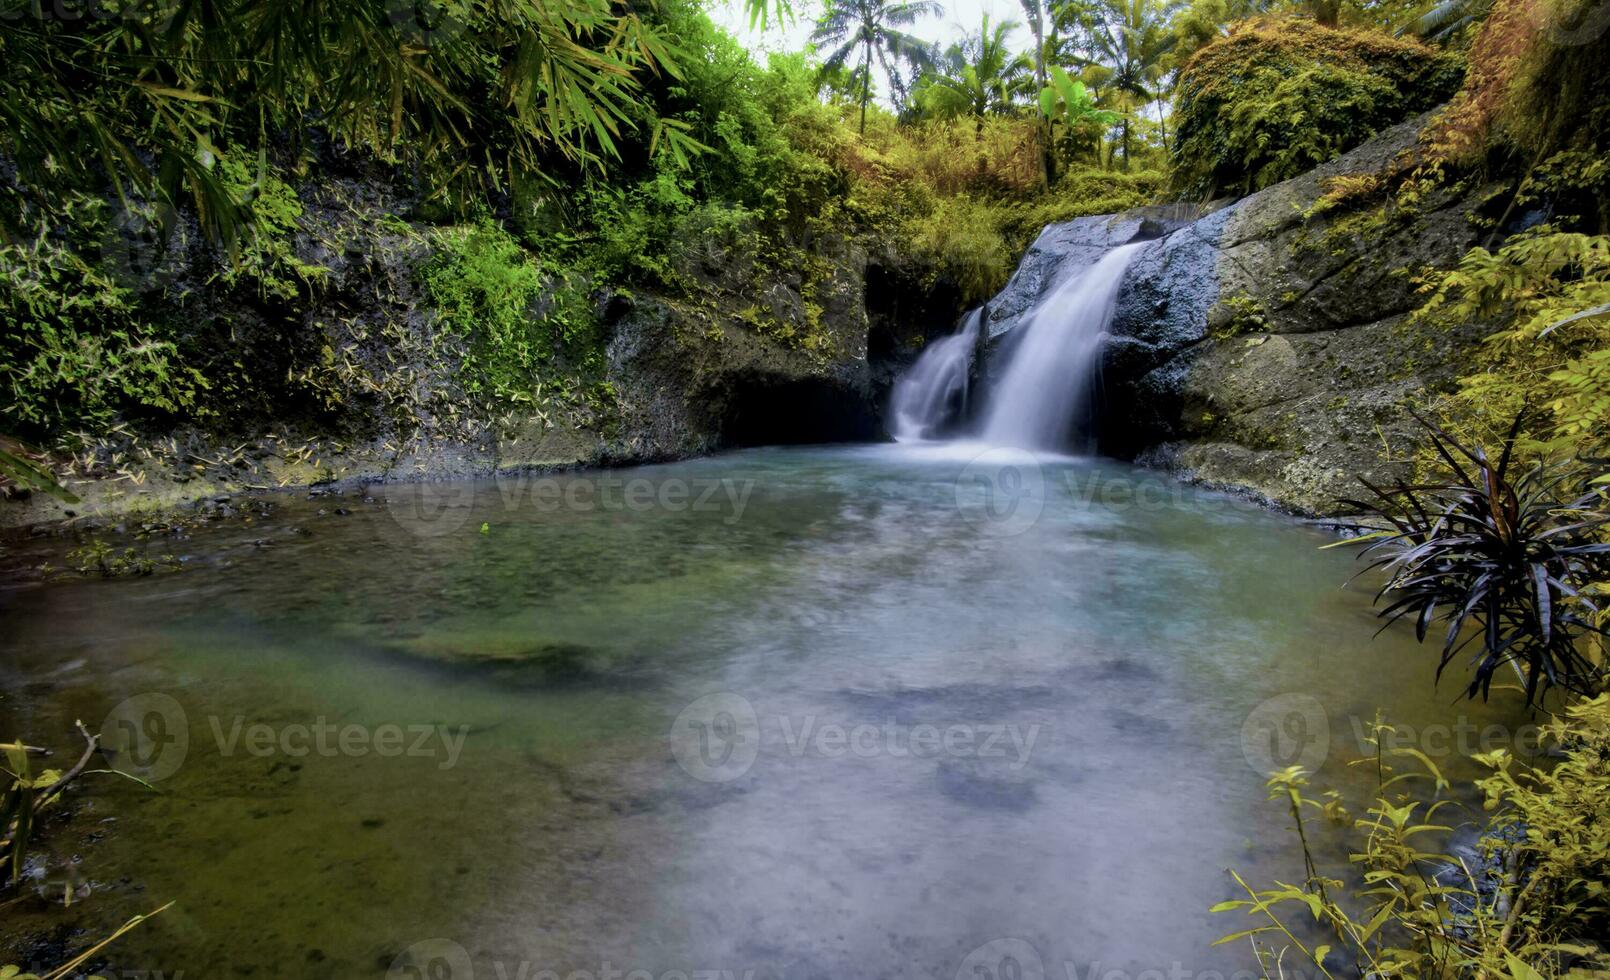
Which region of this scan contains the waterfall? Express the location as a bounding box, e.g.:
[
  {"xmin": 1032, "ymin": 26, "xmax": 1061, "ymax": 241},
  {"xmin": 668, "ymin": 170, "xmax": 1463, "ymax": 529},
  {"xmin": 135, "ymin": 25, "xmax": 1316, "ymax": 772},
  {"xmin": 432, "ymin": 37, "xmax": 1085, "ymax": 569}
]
[
  {"xmin": 980, "ymin": 243, "xmax": 1143, "ymax": 451},
  {"xmin": 889, "ymin": 308, "xmax": 983, "ymax": 442}
]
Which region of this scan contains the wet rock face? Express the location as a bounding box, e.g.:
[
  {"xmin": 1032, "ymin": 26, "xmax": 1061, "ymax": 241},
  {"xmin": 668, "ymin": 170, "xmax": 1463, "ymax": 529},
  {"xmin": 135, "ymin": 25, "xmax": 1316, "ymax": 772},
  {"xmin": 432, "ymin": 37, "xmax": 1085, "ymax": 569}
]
[
  {"xmin": 988, "ymin": 111, "xmax": 1497, "ymax": 515},
  {"xmin": 984, "ymin": 206, "xmax": 1206, "ymax": 344},
  {"xmin": 602, "ymin": 236, "xmax": 879, "ymax": 457}
]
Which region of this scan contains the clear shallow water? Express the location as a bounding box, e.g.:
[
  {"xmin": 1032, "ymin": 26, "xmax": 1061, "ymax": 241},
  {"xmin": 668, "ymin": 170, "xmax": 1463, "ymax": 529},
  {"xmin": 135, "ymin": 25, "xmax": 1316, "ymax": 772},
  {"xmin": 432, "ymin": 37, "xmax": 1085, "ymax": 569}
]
[{"xmin": 0, "ymin": 446, "xmax": 1529, "ymax": 979}]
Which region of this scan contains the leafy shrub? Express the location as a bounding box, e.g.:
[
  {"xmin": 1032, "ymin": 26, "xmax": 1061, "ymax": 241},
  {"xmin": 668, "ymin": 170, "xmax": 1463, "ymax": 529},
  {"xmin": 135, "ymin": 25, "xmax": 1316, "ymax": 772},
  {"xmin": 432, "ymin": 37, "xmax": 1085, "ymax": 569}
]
[
  {"xmin": 0, "ymin": 197, "xmax": 207, "ymax": 439},
  {"xmin": 906, "ymin": 195, "xmax": 1015, "ymax": 302},
  {"xmin": 1341, "ymin": 416, "xmax": 1610, "ymax": 704},
  {"xmin": 213, "ymin": 158, "xmax": 326, "ymax": 301},
  {"xmin": 1218, "ymin": 699, "xmax": 1610, "ymax": 979},
  {"xmin": 852, "ymin": 114, "xmax": 1044, "ymax": 198},
  {"xmin": 998, "ymin": 166, "xmax": 1167, "ymax": 252},
  {"xmin": 1427, "ymin": 0, "xmax": 1610, "ymax": 170},
  {"xmin": 421, "ymin": 221, "xmax": 594, "ymax": 405},
  {"xmin": 1415, "ymin": 228, "xmax": 1610, "ymax": 458},
  {"xmin": 1477, "ymin": 694, "xmax": 1610, "ymax": 958},
  {"xmin": 1172, "ymin": 17, "xmax": 1466, "ymax": 198}
]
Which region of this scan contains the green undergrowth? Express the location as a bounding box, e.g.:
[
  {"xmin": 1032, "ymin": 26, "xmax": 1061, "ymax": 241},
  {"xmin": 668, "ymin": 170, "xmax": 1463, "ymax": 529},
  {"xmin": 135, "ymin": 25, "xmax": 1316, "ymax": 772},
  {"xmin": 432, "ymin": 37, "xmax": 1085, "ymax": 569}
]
[{"xmin": 1219, "ymin": 697, "xmax": 1610, "ymax": 979}]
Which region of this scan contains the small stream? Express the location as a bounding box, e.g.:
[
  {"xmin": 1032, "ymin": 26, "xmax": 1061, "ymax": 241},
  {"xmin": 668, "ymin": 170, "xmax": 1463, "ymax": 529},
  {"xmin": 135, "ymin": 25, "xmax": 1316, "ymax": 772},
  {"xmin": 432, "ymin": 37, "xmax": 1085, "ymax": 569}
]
[{"xmin": 0, "ymin": 446, "xmax": 1529, "ymax": 979}]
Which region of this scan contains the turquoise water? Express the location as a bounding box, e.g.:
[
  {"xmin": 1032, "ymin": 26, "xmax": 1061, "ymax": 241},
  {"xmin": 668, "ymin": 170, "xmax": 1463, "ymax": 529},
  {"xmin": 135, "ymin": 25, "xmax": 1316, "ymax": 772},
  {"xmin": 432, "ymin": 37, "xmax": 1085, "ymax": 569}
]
[{"xmin": 0, "ymin": 445, "xmax": 1530, "ymax": 979}]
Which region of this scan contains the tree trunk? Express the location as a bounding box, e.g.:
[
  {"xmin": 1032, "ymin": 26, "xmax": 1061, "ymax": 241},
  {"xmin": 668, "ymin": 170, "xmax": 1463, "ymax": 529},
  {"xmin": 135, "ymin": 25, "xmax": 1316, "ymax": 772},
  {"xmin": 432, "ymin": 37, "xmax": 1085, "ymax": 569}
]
[
  {"xmin": 1311, "ymin": 0, "xmax": 1340, "ymax": 26},
  {"xmin": 1121, "ymin": 115, "xmax": 1131, "ymax": 171},
  {"xmin": 859, "ymin": 47, "xmax": 871, "ymax": 135},
  {"xmin": 1028, "ymin": 7, "xmax": 1051, "ymax": 190}
]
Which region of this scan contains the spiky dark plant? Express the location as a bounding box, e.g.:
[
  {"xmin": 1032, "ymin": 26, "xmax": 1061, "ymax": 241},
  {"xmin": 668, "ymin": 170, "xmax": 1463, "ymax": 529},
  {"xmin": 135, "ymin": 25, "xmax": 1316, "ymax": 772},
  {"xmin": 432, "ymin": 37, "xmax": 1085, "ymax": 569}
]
[{"xmin": 1340, "ymin": 414, "xmax": 1610, "ymax": 706}]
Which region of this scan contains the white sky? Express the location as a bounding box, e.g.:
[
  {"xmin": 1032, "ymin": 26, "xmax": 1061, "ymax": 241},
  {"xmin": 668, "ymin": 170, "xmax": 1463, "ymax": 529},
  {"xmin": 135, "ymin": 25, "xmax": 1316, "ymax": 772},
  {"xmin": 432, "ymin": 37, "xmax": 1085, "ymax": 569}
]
[{"xmin": 709, "ymin": 0, "xmax": 1030, "ymax": 62}]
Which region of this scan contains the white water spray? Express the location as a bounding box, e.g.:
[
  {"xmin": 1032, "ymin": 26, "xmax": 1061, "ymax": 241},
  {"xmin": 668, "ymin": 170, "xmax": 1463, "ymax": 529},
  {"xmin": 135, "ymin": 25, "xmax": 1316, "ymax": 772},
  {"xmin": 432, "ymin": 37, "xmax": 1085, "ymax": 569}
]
[
  {"xmin": 980, "ymin": 243, "xmax": 1143, "ymax": 451},
  {"xmin": 889, "ymin": 308, "xmax": 983, "ymax": 442}
]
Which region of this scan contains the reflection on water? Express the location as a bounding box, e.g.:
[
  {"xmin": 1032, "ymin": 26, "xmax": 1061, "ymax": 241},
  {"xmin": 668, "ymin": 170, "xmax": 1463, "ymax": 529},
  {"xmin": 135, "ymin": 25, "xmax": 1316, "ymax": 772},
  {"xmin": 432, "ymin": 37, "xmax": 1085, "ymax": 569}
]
[{"xmin": 0, "ymin": 446, "xmax": 1530, "ymax": 979}]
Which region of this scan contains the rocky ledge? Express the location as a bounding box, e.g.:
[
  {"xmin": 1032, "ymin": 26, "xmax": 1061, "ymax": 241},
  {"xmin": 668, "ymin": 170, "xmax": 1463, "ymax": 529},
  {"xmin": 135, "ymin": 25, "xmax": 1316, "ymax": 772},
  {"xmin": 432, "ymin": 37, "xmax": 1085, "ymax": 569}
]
[{"xmin": 982, "ymin": 112, "xmax": 1497, "ymax": 514}]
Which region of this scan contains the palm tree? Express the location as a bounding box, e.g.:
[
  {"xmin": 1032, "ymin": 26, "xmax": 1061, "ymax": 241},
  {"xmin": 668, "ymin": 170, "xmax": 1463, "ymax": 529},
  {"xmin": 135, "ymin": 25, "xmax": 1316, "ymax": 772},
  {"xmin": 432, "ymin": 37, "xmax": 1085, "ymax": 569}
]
[
  {"xmin": 915, "ymin": 15, "xmax": 1034, "ymax": 123},
  {"xmin": 1059, "ymin": 0, "xmax": 1181, "ymax": 167},
  {"xmin": 1019, "ymin": 0, "xmax": 1058, "ymax": 185},
  {"xmin": 1398, "ymin": 0, "xmax": 1494, "ymax": 42},
  {"xmin": 813, "ymin": 0, "xmax": 945, "ymax": 134}
]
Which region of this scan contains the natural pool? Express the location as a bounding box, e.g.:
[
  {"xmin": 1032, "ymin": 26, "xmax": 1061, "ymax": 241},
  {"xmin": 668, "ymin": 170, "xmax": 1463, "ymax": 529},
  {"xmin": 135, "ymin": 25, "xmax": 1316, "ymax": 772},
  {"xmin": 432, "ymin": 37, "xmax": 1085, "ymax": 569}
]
[{"xmin": 0, "ymin": 445, "xmax": 1530, "ymax": 979}]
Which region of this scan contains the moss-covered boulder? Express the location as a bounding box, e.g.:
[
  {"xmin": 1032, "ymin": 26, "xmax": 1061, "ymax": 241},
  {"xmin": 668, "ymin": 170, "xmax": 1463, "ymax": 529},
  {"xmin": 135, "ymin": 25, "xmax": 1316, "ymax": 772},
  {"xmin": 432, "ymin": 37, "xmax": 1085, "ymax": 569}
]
[{"xmin": 1172, "ymin": 17, "xmax": 1465, "ymax": 199}]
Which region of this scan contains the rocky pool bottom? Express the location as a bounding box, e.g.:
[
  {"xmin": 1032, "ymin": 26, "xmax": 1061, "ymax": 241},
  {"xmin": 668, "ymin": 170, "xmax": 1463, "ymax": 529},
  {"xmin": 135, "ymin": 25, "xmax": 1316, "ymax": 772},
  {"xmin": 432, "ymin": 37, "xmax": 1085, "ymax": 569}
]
[{"xmin": 0, "ymin": 445, "xmax": 1531, "ymax": 979}]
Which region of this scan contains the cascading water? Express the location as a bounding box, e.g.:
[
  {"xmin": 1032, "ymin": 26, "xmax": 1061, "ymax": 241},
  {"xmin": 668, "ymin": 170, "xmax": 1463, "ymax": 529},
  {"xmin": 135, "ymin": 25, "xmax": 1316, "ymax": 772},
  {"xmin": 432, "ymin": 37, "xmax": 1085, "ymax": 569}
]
[
  {"xmin": 888, "ymin": 308, "xmax": 983, "ymax": 442},
  {"xmin": 980, "ymin": 243, "xmax": 1144, "ymax": 451}
]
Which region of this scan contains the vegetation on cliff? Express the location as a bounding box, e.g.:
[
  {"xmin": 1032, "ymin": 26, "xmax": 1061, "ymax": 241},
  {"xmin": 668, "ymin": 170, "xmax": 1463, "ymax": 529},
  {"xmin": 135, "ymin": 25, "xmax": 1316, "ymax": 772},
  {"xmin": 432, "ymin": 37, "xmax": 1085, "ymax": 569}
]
[{"xmin": 1171, "ymin": 17, "xmax": 1464, "ymax": 197}]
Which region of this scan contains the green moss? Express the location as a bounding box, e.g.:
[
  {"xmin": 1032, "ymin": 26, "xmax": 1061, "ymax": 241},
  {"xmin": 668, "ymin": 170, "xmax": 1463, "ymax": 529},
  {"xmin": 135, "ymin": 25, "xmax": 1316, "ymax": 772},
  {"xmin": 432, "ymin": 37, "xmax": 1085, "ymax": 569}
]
[
  {"xmin": 420, "ymin": 221, "xmax": 603, "ymax": 408},
  {"xmin": 1212, "ymin": 292, "xmax": 1269, "ymax": 339},
  {"xmin": 1173, "ymin": 18, "xmax": 1464, "ymax": 198}
]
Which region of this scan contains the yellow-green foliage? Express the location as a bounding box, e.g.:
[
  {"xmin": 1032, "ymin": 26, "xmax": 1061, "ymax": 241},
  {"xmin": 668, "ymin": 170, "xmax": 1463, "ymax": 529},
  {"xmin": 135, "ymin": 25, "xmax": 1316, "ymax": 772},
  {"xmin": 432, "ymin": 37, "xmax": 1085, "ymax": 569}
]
[
  {"xmin": 1426, "ymin": 0, "xmax": 1610, "ymax": 176},
  {"xmin": 213, "ymin": 158, "xmax": 326, "ymax": 300},
  {"xmin": 0, "ymin": 195, "xmax": 208, "ymax": 439},
  {"xmin": 998, "ymin": 168, "xmax": 1169, "ymax": 252},
  {"xmin": 421, "ymin": 221, "xmax": 599, "ymax": 406},
  {"xmin": 849, "ymin": 143, "xmax": 1164, "ymax": 302},
  {"xmin": 1477, "ymin": 695, "xmax": 1610, "ymax": 960},
  {"xmin": 1173, "ymin": 17, "xmax": 1465, "ymax": 198},
  {"xmin": 1218, "ymin": 700, "xmax": 1610, "ymax": 979},
  {"xmin": 850, "ymin": 114, "xmax": 1045, "ymax": 198},
  {"xmin": 1415, "ymin": 227, "xmax": 1610, "ymax": 457},
  {"xmin": 905, "ymin": 195, "xmax": 1015, "ymax": 302}
]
